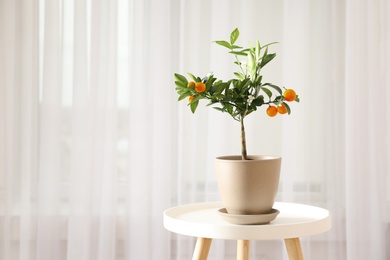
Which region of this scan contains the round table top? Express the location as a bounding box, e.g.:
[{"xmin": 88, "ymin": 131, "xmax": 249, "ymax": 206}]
[{"xmin": 163, "ymin": 201, "xmax": 331, "ymax": 240}]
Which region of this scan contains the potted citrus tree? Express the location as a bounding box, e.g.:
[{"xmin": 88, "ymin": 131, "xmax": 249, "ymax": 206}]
[{"xmin": 174, "ymin": 28, "xmax": 299, "ymax": 221}]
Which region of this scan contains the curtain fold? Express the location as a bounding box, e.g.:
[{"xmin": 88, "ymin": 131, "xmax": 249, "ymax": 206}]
[
  {"xmin": 1, "ymin": 0, "xmax": 40, "ymax": 259},
  {"xmin": 36, "ymin": 1, "xmax": 62, "ymax": 258},
  {"xmin": 67, "ymin": 0, "xmax": 91, "ymax": 257},
  {"xmin": 1, "ymin": 0, "xmax": 390, "ymax": 259},
  {"xmin": 345, "ymin": 0, "xmax": 390, "ymax": 259},
  {"xmin": 281, "ymin": 1, "xmax": 347, "ymax": 259}
]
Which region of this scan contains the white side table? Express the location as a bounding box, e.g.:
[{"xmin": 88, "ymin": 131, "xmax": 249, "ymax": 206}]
[{"xmin": 163, "ymin": 201, "xmax": 331, "ymax": 260}]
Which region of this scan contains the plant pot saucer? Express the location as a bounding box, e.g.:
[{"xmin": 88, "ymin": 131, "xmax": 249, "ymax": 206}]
[{"xmin": 217, "ymin": 208, "xmax": 280, "ymax": 225}]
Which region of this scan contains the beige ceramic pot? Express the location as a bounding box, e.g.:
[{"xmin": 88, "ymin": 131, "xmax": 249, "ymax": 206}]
[{"xmin": 215, "ymin": 155, "xmax": 281, "ymax": 215}]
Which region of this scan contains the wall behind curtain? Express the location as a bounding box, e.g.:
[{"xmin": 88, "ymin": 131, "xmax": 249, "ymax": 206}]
[{"xmin": 1, "ymin": 0, "xmax": 389, "ymax": 259}]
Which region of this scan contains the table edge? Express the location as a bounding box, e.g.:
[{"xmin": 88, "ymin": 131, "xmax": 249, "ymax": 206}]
[{"xmin": 163, "ymin": 201, "xmax": 332, "ymax": 240}]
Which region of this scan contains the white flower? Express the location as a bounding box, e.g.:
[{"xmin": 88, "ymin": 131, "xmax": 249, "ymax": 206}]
[{"xmin": 247, "ymin": 95, "xmax": 255, "ymax": 105}]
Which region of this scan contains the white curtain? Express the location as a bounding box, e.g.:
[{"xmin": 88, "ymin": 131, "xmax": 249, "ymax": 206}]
[
  {"xmin": 1, "ymin": 0, "xmax": 389, "ymax": 259},
  {"xmin": 344, "ymin": 0, "xmax": 390, "ymax": 259}
]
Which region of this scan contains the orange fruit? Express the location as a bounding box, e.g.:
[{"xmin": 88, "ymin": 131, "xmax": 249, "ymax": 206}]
[
  {"xmin": 277, "ymin": 103, "xmax": 287, "ymax": 114},
  {"xmin": 188, "ymin": 95, "xmax": 195, "ymax": 103},
  {"xmin": 283, "ymin": 89, "xmax": 296, "ymax": 102},
  {"xmin": 266, "ymin": 106, "xmax": 278, "ymax": 117},
  {"xmin": 187, "ymin": 81, "xmax": 195, "ymax": 87},
  {"xmin": 195, "ymin": 82, "xmax": 206, "ymax": 93}
]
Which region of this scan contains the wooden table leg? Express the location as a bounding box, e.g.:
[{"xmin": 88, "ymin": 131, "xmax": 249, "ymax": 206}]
[
  {"xmin": 284, "ymin": 238, "xmax": 304, "ymax": 260},
  {"xmin": 192, "ymin": 237, "xmax": 212, "ymax": 260},
  {"xmin": 237, "ymin": 240, "xmax": 250, "ymax": 260}
]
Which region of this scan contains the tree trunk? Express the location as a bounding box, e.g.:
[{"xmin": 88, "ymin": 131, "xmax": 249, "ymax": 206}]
[{"xmin": 240, "ymin": 115, "xmax": 248, "ymax": 160}]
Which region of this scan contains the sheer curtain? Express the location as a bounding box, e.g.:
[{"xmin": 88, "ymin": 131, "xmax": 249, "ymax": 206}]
[
  {"xmin": 344, "ymin": 0, "xmax": 390, "ymax": 259},
  {"xmin": 1, "ymin": 0, "xmax": 389, "ymax": 260}
]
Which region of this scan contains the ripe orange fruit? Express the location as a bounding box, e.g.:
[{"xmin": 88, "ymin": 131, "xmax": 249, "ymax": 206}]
[
  {"xmin": 266, "ymin": 106, "xmax": 278, "ymax": 117},
  {"xmin": 195, "ymin": 82, "xmax": 206, "ymax": 93},
  {"xmin": 187, "ymin": 81, "xmax": 195, "ymax": 87},
  {"xmin": 188, "ymin": 95, "xmax": 195, "ymax": 103},
  {"xmin": 283, "ymin": 89, "xmax": 296, "ymax": 102},
  {"xmin": 277, "ymin": 103, "xmax": 287, "ymax": 114}
]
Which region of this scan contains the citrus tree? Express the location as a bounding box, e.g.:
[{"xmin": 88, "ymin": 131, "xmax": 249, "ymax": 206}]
[{"xmin": 174, "ymin": 28, "xmax": 299, "ymax": 160}]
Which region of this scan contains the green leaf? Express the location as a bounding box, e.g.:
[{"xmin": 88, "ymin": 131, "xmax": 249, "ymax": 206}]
[
  {"xmin": 230, "ymin": 28, "xmax": 239, "ymax": 44},
  {"xmin": 261, "ymin": 41, "xmax": 278, "ymax": 49},
  {"xmin": 206, "ymin": 99, "xmax": 218, "ymax": 106},
  {"xmin": 274, "ymin": 95, "xmax": 284, "ymax": 104},
  {"xmin": 174, "ymin": 73, "xmax": 188, "ymax": 84},
  {"xmin": 263, "ymin": 83, "xmax": 282, "ymax": 95},
  {"xmin": 229, "ymin": 51, "xmax": 248, "ymax": 56},
  {"xmin": 238, "ymin": 78, "xmax": 251, "ymax": 91},
  {"xmin": 177, "ymin": 88, "xmax": 190, "ymax": 96},
  {"xmin": 252, "ymin": 97, "xmax": 264, "ymax": 106},
  {"xmin": 225, "ymin": 103, "xmax": 233, "ymax": 114},
  {"xmin": 283, "ymin": 102, "xmax": 291, "ymax": 114},
  {"xmin": 248, "ymin": 41, "xmax": 254, "ymax": 52},
  {"xmin": 260, "ymin": 53, "xmax": 276, "ymax": 68},
  {"xmin": 246, "ymin": 52, "xmax": 256, "ymax": 80},
  {"xmin": 190, "ymin": 100, "xmax": 199, "ymax": 113},
  {"xmin": 187, "ymin": 72, "xmax": 198, "ymax": 82},
  {"xmin": 191, "ymin": 95, "xmax": 203, "ymax": 103},
  {"xmin": 231, "ymin": 45, "xmax": 243, "ymax": 49},
  {"xmin": 255, "ymin": 40, "xmax": 261, "ymax": 60},
  {"xmin": 211, "ymin": 82, "xmax": 229, "ymax": 95},
  {"xmin": 175, "ymin": 80, "xmax": 186, "ymax": 88},
  {"xmin": 234, "ymin": 72, "xmax": 246, "ymax": 80},
  {"xmin": 213, "ymin": 107, "xmax": 224, "ymax": 112},
  {"xmin": 205, "ymin": 76, "xmax": 216, "ymax": 90},
  {"xmin": 178, "ymin": 92, "xmax": 191, "ymax": 101},
  {"xmin": 262, "ymin": 87, "xmax": 272, "ymax": 98},
  {"xmin": 214, "ymin": 40, "xmax": 232, "ymax": 49},
  {"xmin": 262, "ymin": 46, "xmax": 268, "ymax": 60}
]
